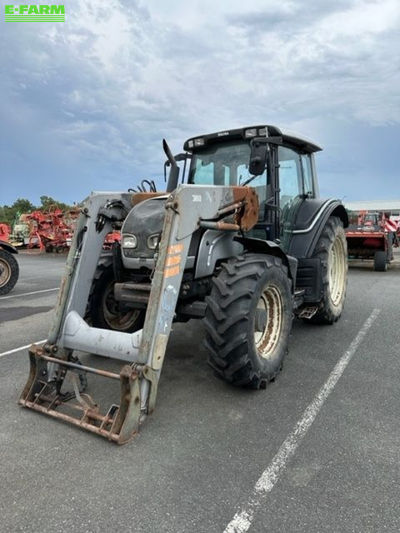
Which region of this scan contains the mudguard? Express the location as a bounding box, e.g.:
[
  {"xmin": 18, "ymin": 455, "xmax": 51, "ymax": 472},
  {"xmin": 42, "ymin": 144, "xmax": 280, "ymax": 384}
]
[
  {"xmin": 288, "ymin": 199, "xmax": 348, "ymax": 258},
  {"xmin": 0, "ymin": 240, "xmax": 18, "ymax": 254},
  {"xmin": 234, "ymin": 236, "xmax": 298, "ymax": 288}
]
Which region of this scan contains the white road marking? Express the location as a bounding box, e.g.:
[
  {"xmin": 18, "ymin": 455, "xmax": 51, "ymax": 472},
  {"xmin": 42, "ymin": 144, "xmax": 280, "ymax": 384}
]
[
  {"xmin": 0, "ymin": 340, "xmax": 46, "ymax": 358},
  {"xmin": 0, "ymin": 287, "xmax": 59, "ymax": 300},
  {"xmin": 224, "ymin": 308, "xmax": 381, "ymax": 533}
]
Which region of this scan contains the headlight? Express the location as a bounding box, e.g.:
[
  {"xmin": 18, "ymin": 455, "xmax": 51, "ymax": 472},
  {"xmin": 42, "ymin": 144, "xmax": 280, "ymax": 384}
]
[
  {"xmin": 147, "ymin": 233, "xmax": 160, "ymax": 250},
  {"xmin": 122, "ymin": 234, "xmax": 137, "ymax": 249}
]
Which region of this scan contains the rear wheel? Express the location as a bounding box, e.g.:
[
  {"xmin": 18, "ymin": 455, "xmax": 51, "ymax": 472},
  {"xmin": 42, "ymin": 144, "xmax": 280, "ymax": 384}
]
[
  {"xmin": 204, "ymin": 254, "xmax": 293, "ymax": 389},
  {"xmin": 86, "ymin": 261, "xmax": 145, "ymax": 332},
  {"xmin": 374, "ymin": 250, "xmax": 387, "ymax": 272},
  {"xmin": 0, "ymin": 249, "xmax": 19, "ymax": 295},
  {"xmin": 308, "ymin": 216, "xmax": 347, "ymax": 324}
]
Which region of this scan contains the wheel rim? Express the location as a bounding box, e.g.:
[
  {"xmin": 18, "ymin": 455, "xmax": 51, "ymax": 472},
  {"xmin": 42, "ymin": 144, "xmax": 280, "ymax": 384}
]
[
  {"xmin": 0, "ymin": 258, "xmax": 11, "ymax": 288},
  {"xmin": 328, "ymin": 235, "xmax": 346, "ymax": 307},
  {"xmin": 102, "ymin": 282, "xmax": 141, "ymax": 331},
  {"xmin": 254, "ymin": 284, "xmax": 283, "ymax": 360}
]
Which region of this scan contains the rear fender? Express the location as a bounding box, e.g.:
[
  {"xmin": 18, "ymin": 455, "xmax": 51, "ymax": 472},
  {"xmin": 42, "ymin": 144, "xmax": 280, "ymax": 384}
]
[{"xmin": 288, "ymin": 200, "xmax": 348, "ymax": 258}]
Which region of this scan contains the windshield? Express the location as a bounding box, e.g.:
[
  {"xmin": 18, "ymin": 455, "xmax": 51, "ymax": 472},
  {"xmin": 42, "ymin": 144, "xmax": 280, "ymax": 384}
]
[{"xmin": 188, "ymin": 141, "xmax": 267, "ymax": 188}]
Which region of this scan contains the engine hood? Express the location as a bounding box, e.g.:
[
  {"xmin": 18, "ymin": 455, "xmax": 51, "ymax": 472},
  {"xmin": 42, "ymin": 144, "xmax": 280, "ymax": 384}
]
[{"xmin": 121, "ymin": 196, "xmax": 167, "ymax": 260}]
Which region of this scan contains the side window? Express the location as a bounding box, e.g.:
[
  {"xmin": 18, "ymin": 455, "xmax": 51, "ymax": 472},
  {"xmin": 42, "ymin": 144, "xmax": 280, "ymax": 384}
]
[
  {"xmin": 301, "ymin": 154, "xmax": 314, "ymax": 196},
  {"xmin": 278, "ymin": 146, "xmax": 302, "ymax": 207}
]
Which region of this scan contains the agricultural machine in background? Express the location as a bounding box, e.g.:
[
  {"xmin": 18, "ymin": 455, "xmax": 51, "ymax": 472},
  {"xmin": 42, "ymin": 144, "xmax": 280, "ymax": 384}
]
[
  {"xmin": 0, "ymin": 223, "xmax": 19, "ymax": 295},
  {"xmin": 25, "ymin": 207, "xmax": 78, "ymax": 252},
  {"xmin": 20, "ymin": 124, "xmax": 349, "ymax": 444},
  {"xmin": 6, "ymin": 207, "xmax": 120, "ymax": 253},
  {"xmin": 346, "ymin": 210, "xmax": 398, "ymax": 271}
]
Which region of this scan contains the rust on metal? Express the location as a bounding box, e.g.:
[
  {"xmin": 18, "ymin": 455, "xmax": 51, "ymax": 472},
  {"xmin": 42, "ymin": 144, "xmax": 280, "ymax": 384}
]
[
  {"xmin": 19, "ymin": 343, "xmax": 143, "ymax": 444},
  {"xmin": 231, "ymin": 186, "xmax": 260, "ymax": 231},
  {"xmin": 199, "ymin": 221, "xmax": 240, "ymax": 231},
  {"xmin": 131, "ymin": 192, "xmax": 165, "ymax": 206},
  {"xmin": 40, "ymin": 354, "xmax": 120, "ymax": 380}
]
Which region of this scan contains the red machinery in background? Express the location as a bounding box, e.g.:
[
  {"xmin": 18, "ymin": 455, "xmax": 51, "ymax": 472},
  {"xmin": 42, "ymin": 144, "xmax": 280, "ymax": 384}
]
[
  {"xmin": 26, "ymin": 208, "xmax": 74, "ymax": 252},
  {"xmin": 0, "ymin": 224, "xmax": 10, "ymax": 243},
  {"xmin": 346, "ymin": 210, "xmax": 398, "ymax": 271},
  {"xmin": 20, "ymin": 207, "xmax": 119, "ymax": 252},
  {"xmin": 3, "ymin": 206, "xmax": 121, "ymax": 253}
]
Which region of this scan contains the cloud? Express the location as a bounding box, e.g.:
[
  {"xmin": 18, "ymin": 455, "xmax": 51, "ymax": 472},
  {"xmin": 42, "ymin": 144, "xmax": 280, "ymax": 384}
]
[{"xmin": 0, "ymin": 0, "xmax": 399, "ymax": 204}]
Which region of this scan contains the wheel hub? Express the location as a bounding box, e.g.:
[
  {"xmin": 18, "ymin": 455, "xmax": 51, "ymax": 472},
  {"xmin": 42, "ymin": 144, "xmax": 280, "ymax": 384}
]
[
  {"xmin": 102, "ymin": 282, "xmax": 141, "ymax": 331},
  {"xmin": 0, "ymin": 258, "xmax": 11, "ymax": 287},
  {"xmin": 328, "ymin": 235, "xmax": 346, "ymax": 307},
  {"xmin": 254, "ymin": 284, "xmax": 283, "ymax": 360}
]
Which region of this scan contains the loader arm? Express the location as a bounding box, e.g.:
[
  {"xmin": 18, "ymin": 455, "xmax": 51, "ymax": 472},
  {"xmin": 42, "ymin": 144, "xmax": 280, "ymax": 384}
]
[{"xmin": 19, "ymin": 185, "xmax": 258, "ymax": 443}]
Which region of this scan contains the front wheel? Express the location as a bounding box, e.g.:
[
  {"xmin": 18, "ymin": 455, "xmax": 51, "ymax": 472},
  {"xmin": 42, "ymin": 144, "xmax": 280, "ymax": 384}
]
[
  {"xmin": 204, "ymin": 254, "xmax": 293, "ymax": 389},
  {"xmin": 86, "ymin": 261, "xmax": 145, "ymax": 332},
  {"xmin": 308, "ymin": 216, "xmax": 348, "ymax": 324},
  {"xmin": 0, "ymin": 249, "xmax": 19, "ymax": 295}
]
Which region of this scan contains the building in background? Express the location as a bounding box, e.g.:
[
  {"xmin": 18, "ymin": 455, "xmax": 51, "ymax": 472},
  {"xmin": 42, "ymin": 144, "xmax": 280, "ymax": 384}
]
[{"xmin": 344, "ymin": 200, "xmax": 400, "ymax": 218}]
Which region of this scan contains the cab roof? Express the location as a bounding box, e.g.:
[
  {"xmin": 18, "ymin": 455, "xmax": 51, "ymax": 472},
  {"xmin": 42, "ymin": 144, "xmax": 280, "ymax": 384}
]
[{"xmin": 183, "ymin": 125, "xmax": 322, "ymax": 153}]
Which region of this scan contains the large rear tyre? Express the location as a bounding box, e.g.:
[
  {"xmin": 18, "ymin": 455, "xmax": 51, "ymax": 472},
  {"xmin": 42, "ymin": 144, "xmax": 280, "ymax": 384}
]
[
  {"xmin": 204, "ymin": 254, "xmax": 293, "ymax": 389},
  {"xmin": 374, "ymin": 250, "xmax": 387, "ymax": 272},
  {"xmin": 309, "ymin": 216, "xmax": 347, "ymax": 324},
  {"xmin": 0, "ymin": 249, "xmax": 19, "ymax": 295},
  {"xmin": 86, "ymin": 259, "xmax": 145, "ymax": 333}
]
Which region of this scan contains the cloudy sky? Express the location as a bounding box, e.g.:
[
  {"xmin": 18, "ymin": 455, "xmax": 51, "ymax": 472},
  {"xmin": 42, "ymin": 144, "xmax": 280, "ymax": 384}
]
[{"xmin": 0, "ymin": 0, "xmax": 399, "ymax": 205}]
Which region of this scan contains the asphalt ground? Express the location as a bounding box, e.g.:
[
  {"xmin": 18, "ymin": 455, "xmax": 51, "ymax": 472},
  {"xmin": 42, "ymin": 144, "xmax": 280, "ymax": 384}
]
[{"xmin": 0, "ymin": 250, "xmax": 399, "ymax": 532}]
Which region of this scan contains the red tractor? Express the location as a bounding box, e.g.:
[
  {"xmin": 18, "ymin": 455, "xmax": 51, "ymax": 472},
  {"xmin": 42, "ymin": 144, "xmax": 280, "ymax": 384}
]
[{"xmin": 346, "ymin": 210, "xmax": 397, "ymax": 271}]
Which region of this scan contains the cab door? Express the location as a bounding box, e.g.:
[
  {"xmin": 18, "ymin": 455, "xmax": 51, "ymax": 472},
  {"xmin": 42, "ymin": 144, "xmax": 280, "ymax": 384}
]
[{"xmin": 278, "ymin": 146, "xmax": 314, "ymax": 252}]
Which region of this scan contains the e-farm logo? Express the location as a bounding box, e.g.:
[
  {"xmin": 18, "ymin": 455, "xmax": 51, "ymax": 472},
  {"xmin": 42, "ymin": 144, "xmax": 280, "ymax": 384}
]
[{"xmin": 5, "ymin": 4, "xmax": 65, "ymax": 21}]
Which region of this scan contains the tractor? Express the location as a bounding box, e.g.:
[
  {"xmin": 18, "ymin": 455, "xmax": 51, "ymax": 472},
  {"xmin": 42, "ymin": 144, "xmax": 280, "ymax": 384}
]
[
  {"xmin": 346, "ymin": 210, "xmax": 397, "ymax": 271},
  {"xmin": 20, "ymin": 124, "xmax": 348, "ymax": 443}
]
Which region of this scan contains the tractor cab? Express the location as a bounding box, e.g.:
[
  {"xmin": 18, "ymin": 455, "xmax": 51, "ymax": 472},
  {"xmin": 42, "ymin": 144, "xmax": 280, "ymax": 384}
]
[{"xmin": 181, "ymin": 125, "xmax": 322, "ymax": 252}]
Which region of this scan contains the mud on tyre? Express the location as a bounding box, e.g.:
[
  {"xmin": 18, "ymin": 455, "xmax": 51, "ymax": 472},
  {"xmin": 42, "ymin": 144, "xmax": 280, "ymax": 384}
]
[{"xmin": 203, "ymin": 253, "xmax": 293, "ymax": 389}]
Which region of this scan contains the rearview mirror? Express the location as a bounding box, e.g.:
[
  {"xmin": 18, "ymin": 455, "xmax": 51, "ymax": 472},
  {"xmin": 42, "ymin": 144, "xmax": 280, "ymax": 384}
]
[{"xmin": 249, "ymin": 139, "xmax": 268, "ymax": 175}]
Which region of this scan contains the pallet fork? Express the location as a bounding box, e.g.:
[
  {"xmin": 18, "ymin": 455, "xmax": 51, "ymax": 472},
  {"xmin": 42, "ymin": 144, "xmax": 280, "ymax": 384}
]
[{"xmin": 19, "ymin": 185, "xmax": 258, "ymax": 443}]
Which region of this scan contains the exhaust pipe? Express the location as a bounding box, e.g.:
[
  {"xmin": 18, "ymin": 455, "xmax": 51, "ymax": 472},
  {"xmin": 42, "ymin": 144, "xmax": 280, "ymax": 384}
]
[{"xmin": 163, "ymin": 139, "xmax": 180, "ymax": 192}]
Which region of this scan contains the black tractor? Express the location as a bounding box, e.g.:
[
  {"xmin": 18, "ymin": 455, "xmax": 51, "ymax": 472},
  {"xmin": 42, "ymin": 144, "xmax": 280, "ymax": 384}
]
[
  {"xmin": 20, "ymin": 124, "xmax": 349, "ymax": 442},
  {"xmin": 87, "ymin": 124, "xmax": 348, "ymax": 389}
]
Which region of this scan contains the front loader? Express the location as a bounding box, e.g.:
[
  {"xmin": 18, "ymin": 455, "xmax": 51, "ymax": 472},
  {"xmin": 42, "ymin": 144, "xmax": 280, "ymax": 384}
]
[{"xmin": 20, "ymin": 125, "xmax": 348, "ymax": 443}]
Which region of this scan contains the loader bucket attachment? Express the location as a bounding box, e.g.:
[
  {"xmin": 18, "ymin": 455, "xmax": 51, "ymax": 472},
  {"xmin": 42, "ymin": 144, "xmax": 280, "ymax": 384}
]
[{"xmin": 19, "ymin": 344, "xmax": 146, "ymax": 444}]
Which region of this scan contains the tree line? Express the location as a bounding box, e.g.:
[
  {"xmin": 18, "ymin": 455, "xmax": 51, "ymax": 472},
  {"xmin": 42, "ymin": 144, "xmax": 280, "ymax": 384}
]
[{"xmin": 0, "ymin": 196, "xmax": 73, "ymax": 227}]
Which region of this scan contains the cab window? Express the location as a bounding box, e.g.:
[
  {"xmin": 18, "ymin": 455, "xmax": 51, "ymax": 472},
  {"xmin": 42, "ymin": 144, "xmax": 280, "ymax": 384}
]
[
  {"xmin": 301, "ymin": 154, "xmax": 314, "ymax": 196},
  {"xmin": 278, "ymin": 146, "xmax": 302, "ymax": 207}
]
